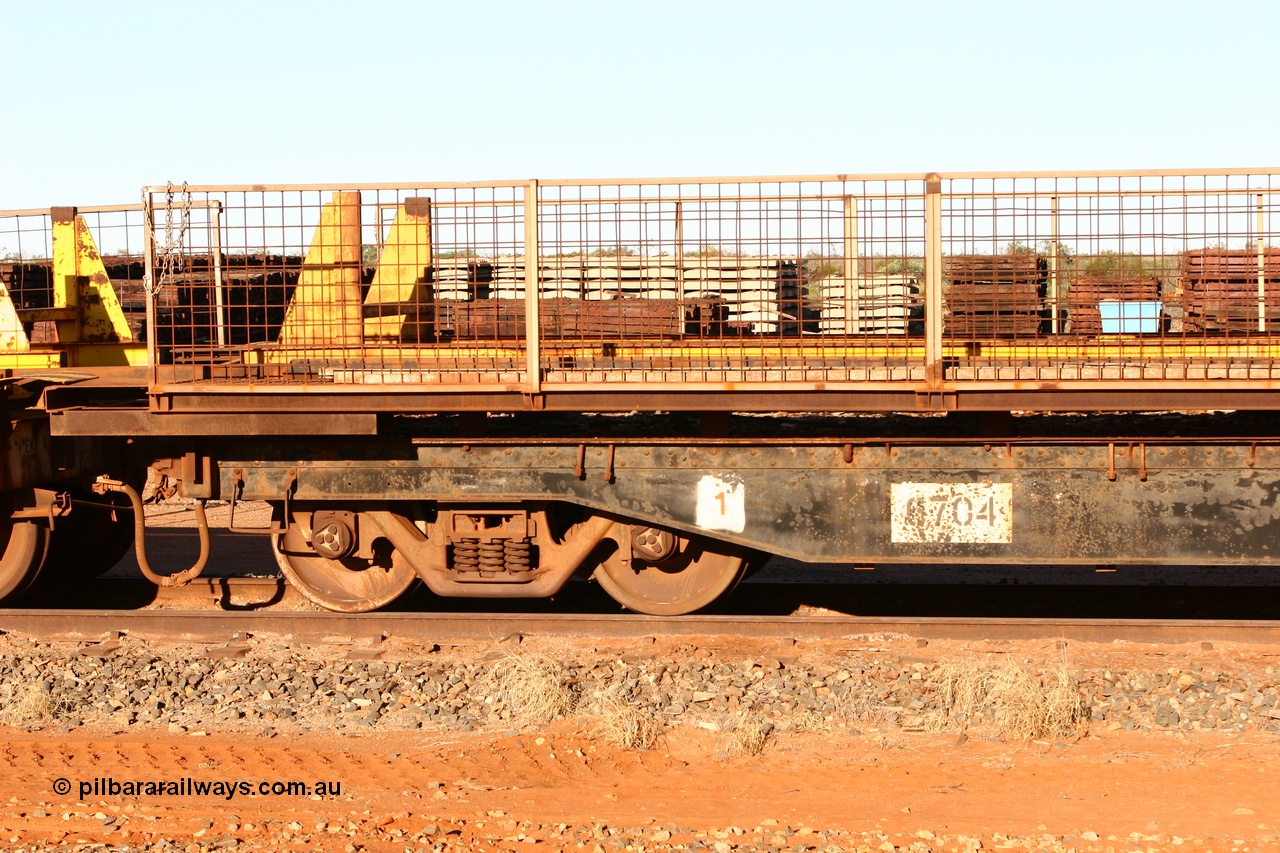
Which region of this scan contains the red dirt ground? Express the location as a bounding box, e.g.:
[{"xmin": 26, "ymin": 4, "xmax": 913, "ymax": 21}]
[{"xmin": 1, "ymin": 721, "xmax": 1277, "ymax": 851}]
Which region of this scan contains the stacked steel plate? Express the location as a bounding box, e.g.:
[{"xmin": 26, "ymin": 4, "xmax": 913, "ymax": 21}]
[
  {"xmin": 1181, "ymin": 249, "xmax": 1280, "ymax": 334},
  {"xmin": 443, "ymin": 297, "xmax": 710, "ymax": 339},
  {"xmin": 436, "ymin": 256, "xmax": 807, "ymax": 336},
  {"xmin": 945, "ymin": 254, "xmax": 1045, "ymax": 337}
]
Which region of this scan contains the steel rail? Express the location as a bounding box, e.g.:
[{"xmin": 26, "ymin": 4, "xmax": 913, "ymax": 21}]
[
  {"xmin": 1, "ymin": 608, "xmax": 1277, "ymax": 645},
  {"xmin": 0, "ymin": 202, "xmax": 220, "ymax": 218},
  {"xmin": 141, "ymin": 167, "xmax": 1280, "ymax": 196}
]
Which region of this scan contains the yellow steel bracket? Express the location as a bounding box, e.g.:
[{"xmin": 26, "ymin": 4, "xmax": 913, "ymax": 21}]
[
  {"xmin": 0, "ymin": 207, "xmax": 143, "ymax": 369},
  {"xmin": 363, "ymin": 197, "xmax": 433, "ymax": 343},
  {"xmin": 50, "ymin": 207, "xmax": 133, "ymax": 344},
  {"xmin": 0, "ymin": 282, "xmax": 32, "ymax": 353},
  {"xmin": 279, "ymin": 192, "xmax": 364, "ymax": 348}
]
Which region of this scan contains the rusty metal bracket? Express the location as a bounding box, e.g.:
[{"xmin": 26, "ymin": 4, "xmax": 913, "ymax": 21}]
[
  {"xmin": 842, "ymin": 443, "xmax": 855, "ymax": 464},
  {"xmin": 10, "ymin": 489, "xmax": 72, "ymax": 525},
  {"xmin": 575, "ymin": 444, "xmax": 587, "ymax": 480},
  {"xmin": 604, "ymin": 444, "xmax": 616, "ymax": 483},
  {"xmin": 227, "ymin": 467, "xmax": 295, "ymax": 535},
  {"xmin": 1107, "ymin": 442, "xmax": 1149, "ymax": 482},
  {"xmin": 914, "ymin": 390, "xmax": 957, "ymax": 412}
]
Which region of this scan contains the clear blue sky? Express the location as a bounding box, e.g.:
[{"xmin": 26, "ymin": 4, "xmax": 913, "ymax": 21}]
[{"xmin": 1, "ymin": 0, "xmax": 1275, "ymax": 209}]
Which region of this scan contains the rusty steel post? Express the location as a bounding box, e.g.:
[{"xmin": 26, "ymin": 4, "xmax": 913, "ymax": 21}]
[
  {"xmin": 524, "ymin": 179, "xmax": 541, "ymax": 395},
  {"xmin": 924, "ymin": 174, "xmax": 944, "ymax": 386},
  {"xmin": 843, "ymin": 195, "xmax": 859, "ymax": 334},
  {"xmin": 1258, "ymin": 193, "xmax": 1267, "ymax": 333}
]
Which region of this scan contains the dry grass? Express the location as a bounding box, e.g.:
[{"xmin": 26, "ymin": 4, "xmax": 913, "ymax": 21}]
[
  {"xmin": 782, "ymin": 709, "xmax": 827, "ymax": 733},
  {"xmin": 722, "ymin": 711, "xmax": 771, "ymax": 757},
  {"xmin": 584, "ymin": 693, "xmax": 661, "ymax": 750},
  {"xmin": 832, "ymin": 689, "xmax": 888, "ymax": 724},
  {"xmin": 1, "ymin": 684, "xmax": 58, "ymax": 726},
  {"xmin": 490, "ymin": 649, "xmax": 576, "ymax": 727},
  {"xmin": 923, "ymin": 713, "xmax": 952, "ymax": 733},
  {"xmin": 929, "ymin": 654, "xmax": 1083, "ymax": 740}
]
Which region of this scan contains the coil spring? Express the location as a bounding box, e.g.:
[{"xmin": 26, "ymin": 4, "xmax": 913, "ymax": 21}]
[
  {"xmin": 504, "ymin": 539, "xmax": 533, "ymax": 572},
  {"xmin": 452, "ymin": 538, "xmax": 481, "ymax": 572},
  {"xmin": 478, "ymin": 540, "xmax": 506, "ymax": 572}
]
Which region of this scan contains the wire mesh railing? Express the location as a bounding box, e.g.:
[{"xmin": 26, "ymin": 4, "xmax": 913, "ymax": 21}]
[
  {"xmin": 940, "ymin": 172, "xmax": 1280, "ymax": 381},
  {"xmin": 138, "ymin": 170, "xmax": 1280, "ymax": 392}
]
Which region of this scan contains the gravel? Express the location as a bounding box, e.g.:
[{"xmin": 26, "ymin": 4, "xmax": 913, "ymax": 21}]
[
  {"xmin": 3, "ymin": 816, "xmax": 1279, "ymax": 853},
  {"xmin": 1, "ymin": 638, "xmax": 1279, "ymax": 739}
]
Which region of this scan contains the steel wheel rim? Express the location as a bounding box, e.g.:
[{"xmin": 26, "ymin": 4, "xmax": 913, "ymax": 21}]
[
  {"xmin": 42, "ymin": 494, "xmax": 135, "ymax": 580},
  {"xmin": 272, "ymin": 515, "xmax": 416, "ymax": 613},
  {"xmin": 0, "ymin": 520, "xmax": 50, "ymax": 604},
  {"xmin": 593, "ymin": 536, "xmax": 746, "ymax": 616}
]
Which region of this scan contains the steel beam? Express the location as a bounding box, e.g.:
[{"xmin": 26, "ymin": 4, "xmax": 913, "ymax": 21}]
[
  {"xmin": 143, "ymin": 388, "xmax": 1280, "ymax": 414},
  {"xmin": 48, "ymin": 408, "xmax": 377, "ymax": 436},
  {"xmin": 216, "ymin": 438, "xmax": 1280, "ymax": 567}
]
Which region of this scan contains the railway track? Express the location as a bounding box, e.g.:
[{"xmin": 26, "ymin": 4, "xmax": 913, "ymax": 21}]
[
  {"xmin": 21, "ymin": 572, "xmax": 1280, "ymax": 612},
  {"xmin": 3, "ymin": 578, "xmax": 1279, "ymax": 644}
]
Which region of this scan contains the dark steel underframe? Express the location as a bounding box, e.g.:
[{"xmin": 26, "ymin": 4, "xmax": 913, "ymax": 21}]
[{"xmin": 174, "ymin": 436, "xmax": 1280, "ymax": 569}]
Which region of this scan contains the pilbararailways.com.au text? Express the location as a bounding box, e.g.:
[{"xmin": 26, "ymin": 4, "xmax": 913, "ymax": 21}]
[{"xmin": 57, "ymin": 777, "xmax": 341, "ymax": 800}]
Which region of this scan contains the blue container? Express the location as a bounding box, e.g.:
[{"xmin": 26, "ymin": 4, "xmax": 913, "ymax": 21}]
[{"xmin": 1098, "ymin": 301, "xmax": 1162, "ymax": 334}]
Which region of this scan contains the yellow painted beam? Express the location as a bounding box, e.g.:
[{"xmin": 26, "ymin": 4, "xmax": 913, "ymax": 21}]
[
  {"xmin": 279, "ymin": 192, "xmax": 364, "ymax": 348},
  {"xmin": 364, "ymin": 198, "xmax": 434, "ymax": 343},
  {"xmin": 66, "ymin": 342, "xmax": 148, "ymax": 367},
  {"xmin": 247, "ymin": 345, "xmax": 524, "ymax": 365},
  {"xmin": 0, "ymin": 352, "xmax": 65, "ymax": 369}
]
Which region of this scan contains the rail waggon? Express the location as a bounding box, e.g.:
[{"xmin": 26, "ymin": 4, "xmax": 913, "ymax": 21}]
[{"xmin": 3, "ymin": 169, "xmax": 1280, "ymax": 615}]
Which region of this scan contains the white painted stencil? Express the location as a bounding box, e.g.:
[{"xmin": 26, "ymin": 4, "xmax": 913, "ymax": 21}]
[
  {"xmin": 696, "ymin": 475, "xmax": 746, "ymax": 533},
  {"xmin": 890, "ymin": 482, "xmax": 1013, "ymax": 544}
]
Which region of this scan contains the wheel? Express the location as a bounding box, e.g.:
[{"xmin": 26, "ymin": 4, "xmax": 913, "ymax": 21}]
[
  {"xmin": 41, "ymin": 493, "xmax": 136, "ymax": 580},
  {"xmin": 0, "ymin": 519, "xmax": 51, "ymax": 604},
  {"xmin": 271, "ymin": 510, "xmax": 417, "ymax": 612},
  {"xmin": 591, "ymin": 528, "xmax": 749, "ymax": 616}
]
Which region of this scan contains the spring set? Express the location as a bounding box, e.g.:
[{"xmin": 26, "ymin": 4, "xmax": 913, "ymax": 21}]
[
  {"xmin": 478, "ymin": 541, "xmax": 505, "ymax": 572},
  {"xmin": 451, "ymin": 538, "xmax": 534, "ymax": 574},
  {"xmin": 504, "ymin": 539, "xmax": 533, "ymax": 572},
  {"xmin": 452, "ymin": 539, "xmax": 481, "ymax": 572}
]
